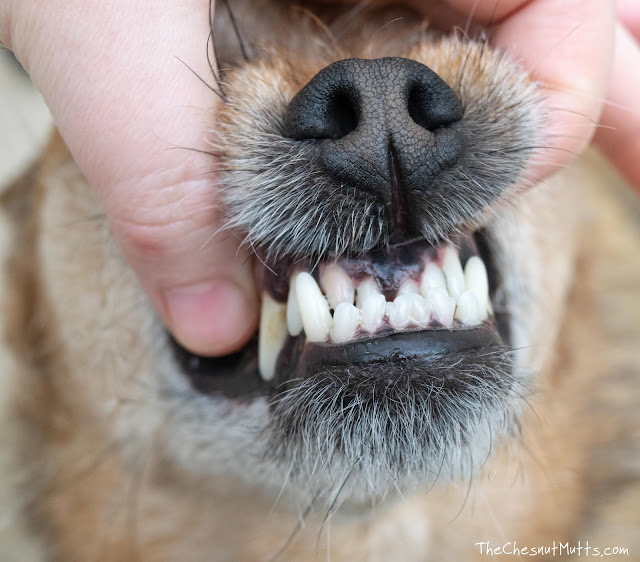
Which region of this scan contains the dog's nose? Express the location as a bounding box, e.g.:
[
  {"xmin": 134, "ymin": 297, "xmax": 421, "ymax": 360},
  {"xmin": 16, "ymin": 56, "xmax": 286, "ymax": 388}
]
[{"xmin": 283, "ymin": 57, "xmax": 465, "ymax": 232}]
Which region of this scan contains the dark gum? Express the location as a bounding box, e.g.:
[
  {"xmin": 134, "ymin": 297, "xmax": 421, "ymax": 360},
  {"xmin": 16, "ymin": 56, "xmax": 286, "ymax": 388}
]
[{"xmin": 257, "ymin": 232, "xmax": 479, "ymax": 303}]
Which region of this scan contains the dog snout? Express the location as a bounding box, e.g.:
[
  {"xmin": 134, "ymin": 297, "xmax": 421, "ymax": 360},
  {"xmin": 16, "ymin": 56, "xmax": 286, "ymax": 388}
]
[{"xmin": 283, "ymin": 57, "xmax": 465, "ymax": 232}]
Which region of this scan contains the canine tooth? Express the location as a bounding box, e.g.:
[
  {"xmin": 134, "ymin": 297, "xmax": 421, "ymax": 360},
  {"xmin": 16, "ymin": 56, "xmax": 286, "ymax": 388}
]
[
  {"xmin": 356, "ymin": 277, "xmax": 382, "ymax": 308},
  {"xmin": 464, "ymin": 256, "xmax": 489, "ymax": 320},
  {"xmin": 360, "ymin": 294, "xmax": 386, "ymax": 333},
  {"xmin": 286, "ymin": 281, "xmax": 303, "ymax": 336},
  {"xmin": 320, "ymin": 264, "xmax": 355, "ymax": 309},
  {"xmin": 454, "ymin": 290, "xmax": 482, "ymax": 326},
  {"xmin": 258, "ymin": 294, "xmax": 288, "ymax": 381},
  {"xmin": 398, "ymin": 279, "xmax": 420, "ymax": 295},
  {"xmin": 330, "ymin": 303, "xmax": 361, "ymax": 343},
  {"xmin": 425, "ymin": 287, "xmax": 456, "ymax": 328},
  {"xmin": 442, "ymin": 246, "xmax": 464, "ymax": 299},
  {"xmin": 295, "ymin": 272, "xmax": 333, "ymax": 342},
  {"xmin": 388, "ymin": 294, "xmax": 412, "ymax": 329},
  {"xmin": 420, "ymin": 262, "xmax": 446, "ymax": 295}
]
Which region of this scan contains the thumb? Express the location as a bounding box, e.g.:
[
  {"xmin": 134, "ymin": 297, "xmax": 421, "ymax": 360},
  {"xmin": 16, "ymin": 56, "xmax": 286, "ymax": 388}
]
[{"xmin": 4, "ymin": 0, "xmax": 259, "ymax": 356}]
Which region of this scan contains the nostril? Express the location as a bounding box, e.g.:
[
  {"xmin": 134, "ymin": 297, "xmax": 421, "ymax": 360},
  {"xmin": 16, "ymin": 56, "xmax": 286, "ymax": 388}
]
[
  {"xmin": 324, "ymin": 89, "xmax": 358, "ymax": 139},
  {"xmin": 284, "ymin": 57, "xmax": 465, "ymax": 195},
  {"xmin": 407, "ymin": 82, "xmax": 463, "ymax": 132},
  {"xmin": 283, "ymin": 63, "xmax": 362, "ymax": 141}
]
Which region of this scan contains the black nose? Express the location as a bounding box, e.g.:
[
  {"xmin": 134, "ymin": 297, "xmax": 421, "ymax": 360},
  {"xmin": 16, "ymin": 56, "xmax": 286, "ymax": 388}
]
[{"xmin": 283, "ymin": 57, "xmax": 464, "ymax": 232}]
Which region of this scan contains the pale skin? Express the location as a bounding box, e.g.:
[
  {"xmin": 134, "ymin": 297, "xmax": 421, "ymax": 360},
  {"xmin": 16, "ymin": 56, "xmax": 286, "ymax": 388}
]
[{"xmin": 1, "ymin": 0, "xmax": 638, "ymax": 356}]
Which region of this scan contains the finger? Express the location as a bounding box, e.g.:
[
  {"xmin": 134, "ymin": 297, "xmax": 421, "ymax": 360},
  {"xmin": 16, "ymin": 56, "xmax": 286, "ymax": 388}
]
[
  {"xmin": 618, "ymin": 0, "xmax": 640, "ymax": 41},
  {"xmin": 389, "ymin": 0, "xmax": 526, "ymax": 30},
  {"xmin": 436, "ymin": 0, "xmax": 528, "ymax": 24},
  {"xmin": 595, "ymin": 22, "xmax": 640, "ymax": 192},
  {"xmin": 5, "ymin": 0, "xmax": 259, "ymax": 356},
  {"xmin": 490, "ymin": 0, "xmax": 616, "ymax": 184},
  {"xmin": 357, "ymin": 0, "xmax": 615, "ymax": 186}
]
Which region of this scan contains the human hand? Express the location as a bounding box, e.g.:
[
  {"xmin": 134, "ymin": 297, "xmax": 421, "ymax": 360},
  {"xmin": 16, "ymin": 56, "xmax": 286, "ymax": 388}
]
[
  {"xmin": 3, "ymin": 0, "xmax": 637, "ymax": 360},
  {"xmin": 597, "ymin": 0, "xmax": 640, "ymax": 190},
  {"xmin": 1, "ymin": 0, "xmax": 259, "ymax": 356},
  {"xmin": 405, "ymin": 0, "xmax": 640, "ymax": 191}
]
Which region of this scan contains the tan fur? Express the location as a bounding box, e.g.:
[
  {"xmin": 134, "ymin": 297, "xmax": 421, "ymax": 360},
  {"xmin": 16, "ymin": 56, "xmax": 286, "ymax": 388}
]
[{"xmin": 1, "ymin": 3, "xmax": 639, "ymax": 560}]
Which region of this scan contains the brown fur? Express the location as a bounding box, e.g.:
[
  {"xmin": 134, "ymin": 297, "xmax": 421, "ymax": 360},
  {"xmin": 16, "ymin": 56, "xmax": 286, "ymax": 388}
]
[{"xmin": 1, "ymin": 2, "xmax": 639, "ymax": 560}]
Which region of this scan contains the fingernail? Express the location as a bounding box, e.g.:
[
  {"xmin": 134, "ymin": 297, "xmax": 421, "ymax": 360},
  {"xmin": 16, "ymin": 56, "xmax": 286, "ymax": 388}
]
[{"xmin": 164, "ymin": 280, "xmax": 258, "ymax": 356}]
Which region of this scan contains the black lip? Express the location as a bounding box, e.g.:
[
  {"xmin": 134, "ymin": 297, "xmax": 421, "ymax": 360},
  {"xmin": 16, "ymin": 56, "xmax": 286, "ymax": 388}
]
[
  {"xmin": 272, "ymin": 323, "xmax": 503, "ymax": 392},
  {"xmin": 172, "ymin": 322, "xmax": 504, "ymax": 400},
  {"xmin": 170, "ymin": 336, "xmax": 268, "ymax": 399},
  {"xmin": 474, "ymin": 228, "xmax": 511, "ymax": 344},
  {"xmin": 298, "ymin": 325, "xmax": 500, "ymax": 374}
]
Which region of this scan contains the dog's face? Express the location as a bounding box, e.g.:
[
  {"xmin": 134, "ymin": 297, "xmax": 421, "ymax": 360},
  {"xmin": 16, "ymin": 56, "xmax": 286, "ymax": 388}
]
[{"xmin": 28, "ymin": 0, "xmax": 578, "ymax": 513}]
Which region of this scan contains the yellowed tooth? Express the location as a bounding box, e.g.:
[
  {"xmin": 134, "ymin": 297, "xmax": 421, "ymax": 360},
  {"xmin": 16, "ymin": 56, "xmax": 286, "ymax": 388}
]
[
  {"xmin": 258, "ymin": 293, "xmax": 288, "ymax": 381},
  {"xmin": 320, "ymin": 263, "xmax": 355, "ymax": 309},
  {"xmin": 295, "ymin": 272, "xmax": 333, "ymax": 342}
]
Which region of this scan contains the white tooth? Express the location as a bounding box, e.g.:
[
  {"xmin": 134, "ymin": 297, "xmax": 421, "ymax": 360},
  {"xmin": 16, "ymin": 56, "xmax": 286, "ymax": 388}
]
[
  {"xmin": 360, "ymin": 294, "xmax": 386, "ymax": 333},
  {"xmin": 320, "ymin": 264, "xmax": 355, "ymax": 309},
  {"xmin": 295, "ymin": 272, "xmax": 333, "ymax": 342},
  {"xmin": 356, "ymin": 277, "xmax": 382, "ymax": 308},
  {"xmin": 398, "ymin": 279, "xmax": 420, "ymax": 295},
  {"xmin": 464, "ymin": 256, "xmax": 489, "ymax": 320},
  {"xmin": 409, "ymin": 294, "xmax": 430, "ymax": 325},
  {"xmin": 330, "ymin": 303, "xmax": 361, "ymax": 343},
  {"xmin": 442, "ymin": 246, "xmax": 465, "ymax": 299},
  {"xmin": 420, "ymin": 262, "xmax": 447, "ymax": 296},
  {"xmin": 425, "ymin": 287, "xmax": 456, "ymax": 328},
  {"xmin": 388, "ymin": 294, "xmax": 412, "ymax": 329},
  {"xmin": 286, "ymin": 280, "xmax": 303, "ymax": 336},
  {"xmin": 454, "ymin": 290, "xmax": 482, "ymax": 326},
  {"xmin": 258, "ymin": 294, "xmax": 288, "ymax": 381}
]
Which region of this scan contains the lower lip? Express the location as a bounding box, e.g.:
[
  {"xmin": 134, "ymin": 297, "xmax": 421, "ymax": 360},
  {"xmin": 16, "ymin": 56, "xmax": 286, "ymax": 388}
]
[{"xmin": 277, "ymin": 324, "xmax": 502, "ymax": 384}]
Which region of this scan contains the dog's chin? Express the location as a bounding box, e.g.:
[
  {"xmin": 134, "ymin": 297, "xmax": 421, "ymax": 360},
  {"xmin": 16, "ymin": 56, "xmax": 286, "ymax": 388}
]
[{"xmin": 169, "ymin": 228, "xmax": 518, "ymax": 500}]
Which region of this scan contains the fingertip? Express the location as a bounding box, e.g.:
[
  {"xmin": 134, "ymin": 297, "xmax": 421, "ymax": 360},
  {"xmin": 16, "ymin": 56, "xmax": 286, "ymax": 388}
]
[
  {"xmin": 491, "ymin": 0, "xmax": 615, "ymax": 185},
  {"xmin": 595, "ymin": 22, "xmax": 640, "ymax": 193},
  {"xmin": 619, "ymin": 0, "xmax": 640, "ymax": 42},
  {"xmin": 164, "ymin": 280, "xmax": 259, "ymax": 357}
]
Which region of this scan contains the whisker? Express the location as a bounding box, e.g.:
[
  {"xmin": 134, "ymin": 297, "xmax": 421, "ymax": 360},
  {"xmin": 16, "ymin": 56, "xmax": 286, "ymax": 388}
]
[
  {"xmin": 314, "ymin": 458, "xmax": 362, "ymax": 555},
  {"xmin": 463, "ymin": 0, "xmax": 482, "ymax": 36},
  {"xmin": 220, "ymin": 0, "xmax": 250, "ymax": 61},
  {"xmin": 268, "ymin": 496, "xmax": 317, "ymax": 562},
  {"xmin": 367, "ymin": 17, "xmax": 404, "ymax": 59},
  {"xmin": 175, "ymin": 56, "xmax": 225, "ymax": 101},
  {"xmin": 540, "ymin": 84, "xmax": 639, "ymax": 116},
  {"xmin": 167, "ymin": 145, "xmax": 222, "ymax": 158},
  {"xmin": 205, "ymin": 0, "xmax": 227, "ymax": 98}
]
